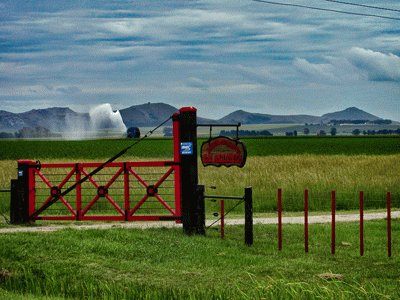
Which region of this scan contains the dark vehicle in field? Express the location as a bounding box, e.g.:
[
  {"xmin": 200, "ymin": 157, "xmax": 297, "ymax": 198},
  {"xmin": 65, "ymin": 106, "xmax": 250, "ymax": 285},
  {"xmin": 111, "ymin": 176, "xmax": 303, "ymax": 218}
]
[{"xmin": 127, "ymin": 127, "xmax": 140, "ymax": 138}]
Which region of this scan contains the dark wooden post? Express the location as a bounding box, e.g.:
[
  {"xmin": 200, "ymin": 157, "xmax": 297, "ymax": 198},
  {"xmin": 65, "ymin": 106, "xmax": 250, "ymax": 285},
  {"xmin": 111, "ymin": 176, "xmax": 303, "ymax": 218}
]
[
  {"xmin": 10, "ymin": 160, "xmax": 32, "ymax": 224},
  {"xmin": 244, "ymin": 187, "xmax": 253, "ymax": 246},
  {"xmin": 178, "ymin": 107, "xmax": 205, "ymax": 235}
]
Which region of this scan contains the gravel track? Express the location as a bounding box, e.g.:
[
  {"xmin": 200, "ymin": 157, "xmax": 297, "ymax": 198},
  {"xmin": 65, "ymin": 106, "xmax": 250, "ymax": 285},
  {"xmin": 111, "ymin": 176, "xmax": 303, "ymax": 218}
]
[{"xmin": 0, "ymin": 211, "xmax": 398, "ymax": 234}]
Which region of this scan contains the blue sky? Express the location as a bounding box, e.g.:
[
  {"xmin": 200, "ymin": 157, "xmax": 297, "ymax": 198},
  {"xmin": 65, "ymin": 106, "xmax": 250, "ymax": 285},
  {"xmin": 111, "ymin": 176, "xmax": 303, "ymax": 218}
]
[{"xmin": 0, "ymin": 0, "xmax": 399, "ymax": 120}]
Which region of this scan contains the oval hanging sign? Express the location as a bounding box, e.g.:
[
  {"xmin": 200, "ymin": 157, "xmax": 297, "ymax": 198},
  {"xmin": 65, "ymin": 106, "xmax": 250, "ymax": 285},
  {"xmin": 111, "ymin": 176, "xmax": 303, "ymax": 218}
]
[{"xmin": 201, "ymin": 136, "xmax": 247, "ymax": 168}]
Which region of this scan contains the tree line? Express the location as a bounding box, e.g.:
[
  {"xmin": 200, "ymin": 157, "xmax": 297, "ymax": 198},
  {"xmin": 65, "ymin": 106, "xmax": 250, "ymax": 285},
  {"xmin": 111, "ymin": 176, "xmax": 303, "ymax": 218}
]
[{"xmin": 329, "ymin": 119, "xmax": 392, "ymax": 125}]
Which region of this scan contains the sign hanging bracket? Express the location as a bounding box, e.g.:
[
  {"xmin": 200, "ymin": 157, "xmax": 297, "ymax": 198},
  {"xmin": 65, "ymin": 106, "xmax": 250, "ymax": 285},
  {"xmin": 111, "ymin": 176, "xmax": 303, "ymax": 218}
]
[{"xmin": 197, "ymin": 123, "xmax": 242, "ymax": 140}]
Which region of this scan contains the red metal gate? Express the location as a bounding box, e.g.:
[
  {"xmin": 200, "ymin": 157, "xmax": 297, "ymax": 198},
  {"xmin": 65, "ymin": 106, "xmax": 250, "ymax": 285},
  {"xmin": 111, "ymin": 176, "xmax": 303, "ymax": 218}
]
[
  {"xmin": 11, "ymin": 107, "xmax": 206, "ymax": 234},
  {"xmin": 26, "ymin": 160, "xmax": 181, "ymax": 221},
  {"xmin": 17, "ymin": 108, "xmax": 187, "ymax": 223}
]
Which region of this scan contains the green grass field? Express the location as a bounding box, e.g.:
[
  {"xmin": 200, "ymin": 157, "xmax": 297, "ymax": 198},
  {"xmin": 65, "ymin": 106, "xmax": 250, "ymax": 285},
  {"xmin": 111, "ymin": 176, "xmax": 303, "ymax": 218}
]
[
  {"xmin": 0, "ymin": 136, "xmax": 399, "ymax": 160},
  {"xmin": 0, "ymin": 137, "xmax": 399, "ymax": 216},
  {"xmin": 0, "ymin": 154, "xmax": 398, "ymax": 217},
  {"xmin": 0, "ymin": 221, "xmax": 399, "ymax": 299},
  {"xmin": 0, "ymin": 137, "xmax": 399, "ymax": 299}
]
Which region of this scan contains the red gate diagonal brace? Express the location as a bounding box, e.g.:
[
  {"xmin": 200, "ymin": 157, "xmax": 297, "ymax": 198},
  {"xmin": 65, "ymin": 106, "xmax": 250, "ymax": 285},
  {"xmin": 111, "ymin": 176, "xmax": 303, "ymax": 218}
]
[
  {"xmin": 129, "ymin": 166, "xmax": 175, "ymax": 216},
  {"xmin": 152, "ymin": 167, "xmax": 176, "ymax": 215},
  {"xmin": 81, "ymin": 167, "xmax": 125, "ymax": 216},
  {"xmin": 34, "ymin": 168, "xmax": 76, "ymax": 217},
  {"xmin": 128, "ymin": 168, "xmax": 150, "ymax": 216},
  {"xmin": 129, "ymin": 168, "xmax": 149, "ymax": 189}
]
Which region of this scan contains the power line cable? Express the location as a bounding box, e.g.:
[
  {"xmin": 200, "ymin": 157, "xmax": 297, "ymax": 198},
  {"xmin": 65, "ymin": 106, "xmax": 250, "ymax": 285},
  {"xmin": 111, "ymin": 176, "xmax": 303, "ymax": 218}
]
[
  {"xmin": 318, "ymin": 0, "xmax": 400, "ymax": 13},
  {"xmin": 252, "ymin": 0, "xmax": 400, "ymax": 21}
]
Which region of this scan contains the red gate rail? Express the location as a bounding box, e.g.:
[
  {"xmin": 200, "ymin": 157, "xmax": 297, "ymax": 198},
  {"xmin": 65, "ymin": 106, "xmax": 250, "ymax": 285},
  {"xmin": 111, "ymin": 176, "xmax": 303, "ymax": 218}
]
[{"xmin": 27, "ymin": 160, "xmax": 181, "ymax": 222}]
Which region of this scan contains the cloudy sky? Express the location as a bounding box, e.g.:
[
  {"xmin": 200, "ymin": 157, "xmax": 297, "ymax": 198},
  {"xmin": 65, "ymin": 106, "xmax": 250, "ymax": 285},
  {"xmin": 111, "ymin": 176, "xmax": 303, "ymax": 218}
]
[{"xmin": 1, "ymin": 0, "xmax": 399, "ymax": 120}]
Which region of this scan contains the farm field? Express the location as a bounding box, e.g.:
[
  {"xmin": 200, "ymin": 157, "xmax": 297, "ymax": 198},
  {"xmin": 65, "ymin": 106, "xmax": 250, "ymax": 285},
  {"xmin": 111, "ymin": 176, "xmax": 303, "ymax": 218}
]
[
  {"xmin": 0, "ymin": 137, "xmax": 399, "ymax": 216},
  {"xmin": 0, "ymin": 155, "xmax": 399, "ymax": 216},
  {"xmin": 0, "ymin": 221, "xmax": 399, "ymax": 299},
  {"xmin": 0, "ymin": 136, "xmax": 399, "ymax": 160},
  {"xmin": 0, "ymin": 137, "xmax": 398, "ymax": 299}
]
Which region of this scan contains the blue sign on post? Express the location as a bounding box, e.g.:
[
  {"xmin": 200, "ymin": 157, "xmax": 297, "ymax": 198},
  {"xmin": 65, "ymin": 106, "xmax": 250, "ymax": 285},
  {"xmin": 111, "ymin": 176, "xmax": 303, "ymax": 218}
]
[{"xmin": 180, "ymin": 142, "xmax": 193, "ymax": 155}]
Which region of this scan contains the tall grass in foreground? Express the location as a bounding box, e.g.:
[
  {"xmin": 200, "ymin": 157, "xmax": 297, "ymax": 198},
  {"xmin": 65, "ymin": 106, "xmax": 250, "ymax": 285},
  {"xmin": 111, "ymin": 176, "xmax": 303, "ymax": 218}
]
[
  {"xmin": 0, "ymin": 275, "xmax": 393, "ymax": 300},
  {"xmin": 0, "ymin": 220, "xmax": 399, "ymax": 299}
]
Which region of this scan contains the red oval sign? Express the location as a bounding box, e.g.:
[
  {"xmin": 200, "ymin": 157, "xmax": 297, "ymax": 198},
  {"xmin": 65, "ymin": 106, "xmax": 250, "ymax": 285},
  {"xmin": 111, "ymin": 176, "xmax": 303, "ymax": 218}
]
[{"xmin": 201, "ymin": 136, "xmax": 247, "ymax": 168}]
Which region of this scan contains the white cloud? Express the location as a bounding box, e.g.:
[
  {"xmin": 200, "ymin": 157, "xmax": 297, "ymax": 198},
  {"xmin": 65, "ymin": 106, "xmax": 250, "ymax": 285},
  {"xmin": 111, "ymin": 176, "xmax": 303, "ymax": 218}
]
[
  {"xmin": 347, "ymin": 47, "xmax": 400, "ymax": 82},
  {"xmin": 186, "ymin": 77, "xmax": 209, "ymax": 90},
  {"xmin": 293, "ymin": 58, "xmax": 338, "ymax": 82},
  {"xmin": 1, "ymin": 1, "xmax": 399, "ymax": 120},
  {"xmin": 292, "ymin": 55, "xmax": 364, "ymax": 84}
]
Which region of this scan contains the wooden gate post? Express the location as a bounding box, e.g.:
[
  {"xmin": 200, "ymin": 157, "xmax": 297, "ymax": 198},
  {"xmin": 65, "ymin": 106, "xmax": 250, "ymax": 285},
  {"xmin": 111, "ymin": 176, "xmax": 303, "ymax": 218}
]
[
  {"xmin": 176, "ymin": 107, "xmax": 205, "ymax": 235},
  {"xmin": 10, "ymin": 160, "xmax": 33, "ymax": 224},
  {"xmin": 244, "ymin": 187, "xmax": 253, "ymax": 246}
]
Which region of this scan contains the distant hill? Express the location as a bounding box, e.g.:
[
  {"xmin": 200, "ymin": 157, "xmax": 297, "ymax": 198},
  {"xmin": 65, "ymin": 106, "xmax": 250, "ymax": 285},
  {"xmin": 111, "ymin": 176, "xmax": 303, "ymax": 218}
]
[
  {"xmin": 120, "ymin": 102, "xmax": 217, "ymax": 127},
  {"xmin": 0, "ymin": 110, "xmax": 25, "ymax": 130},
  {"xmin": 119, "ymin": 102, "xmax": 177, "ymax": 127},
  {"xmin": 218, "ymin": 110, "xmax": 321, "ymax": 124},
  {"xmin": 218, "ymin": 107, "xmax": 384, "ymax": 125},
  {"xmin": 0, "ymin": 103, "xmax": 392, "ymax": 134},
  {"xmin": 0, "ymin": 107, "xmax": 88, "ymax": 132},
  {"xmin": 320, "ymin": 107, "xmax": 381, "ymax": 123}
]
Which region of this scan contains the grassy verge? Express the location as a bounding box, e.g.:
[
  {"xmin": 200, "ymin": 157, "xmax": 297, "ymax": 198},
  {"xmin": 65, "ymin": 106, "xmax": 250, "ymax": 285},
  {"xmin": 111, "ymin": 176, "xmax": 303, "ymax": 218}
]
[{"xmin": 0, "ymin": 220, "xmax": 399, "ymax": 299}]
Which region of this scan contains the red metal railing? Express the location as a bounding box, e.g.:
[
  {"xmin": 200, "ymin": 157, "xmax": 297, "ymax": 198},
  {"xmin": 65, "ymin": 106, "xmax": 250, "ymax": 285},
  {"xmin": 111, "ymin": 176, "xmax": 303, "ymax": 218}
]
[
  {"xmin": 28, "ymin": 160, "xmax": 181, "ymax": 221},
  {"xmin": 20, "ymin": 110, "xmax": 185, "ymax": 223},
  {"xmin": 277, "ymin": 189, "xmax": 395, "ymax": 257}
]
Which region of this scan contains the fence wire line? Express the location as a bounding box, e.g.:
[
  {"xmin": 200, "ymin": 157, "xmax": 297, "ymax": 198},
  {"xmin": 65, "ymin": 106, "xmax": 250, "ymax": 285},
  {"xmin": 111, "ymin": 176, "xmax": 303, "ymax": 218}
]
[
  {"xmin": 206, "ymin": 199, "xmax": 244, "ymax": 230},
  {"xmin": 0, "ymin": 212, "xmax": 10, "ymax": 225}
]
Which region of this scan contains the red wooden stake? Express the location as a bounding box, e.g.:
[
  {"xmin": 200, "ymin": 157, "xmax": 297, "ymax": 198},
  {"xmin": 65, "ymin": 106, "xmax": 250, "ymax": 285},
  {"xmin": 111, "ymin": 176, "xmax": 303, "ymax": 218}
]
[
  {"xmin": 360, "ymin": 191, "xmax": 364, "ymax": 256},
  {"xmin": 387, "ymin": 192, "xmax": 392, "ymax": 258},
  {"xmin": 124, "ymin": 163, "xmax": 129, "ymax": 221},
  {"xmin": 304, "ymin": 189, "xmax": 309, "ymax": 253},
  {"xmin": 278, "ymin": 188, "xmax": 282, "ymax": 251},
  {"xmin": 331, "ymin": 190, "xmax": 336, "ymax": 255},
  {"xmin": 220, "ymin": 199, "xmax": 225, "ymax": 240},
  {"xmin": 76, "ymin": 164, "xmax": 81, "ymax": 221}
]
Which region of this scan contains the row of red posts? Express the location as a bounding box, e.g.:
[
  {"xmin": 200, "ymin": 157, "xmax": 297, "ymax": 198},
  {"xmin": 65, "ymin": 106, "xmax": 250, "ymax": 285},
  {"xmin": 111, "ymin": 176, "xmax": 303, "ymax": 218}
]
[{"xmin": 277, "ymin": 189, "xmax": 393, "ymax": 257}]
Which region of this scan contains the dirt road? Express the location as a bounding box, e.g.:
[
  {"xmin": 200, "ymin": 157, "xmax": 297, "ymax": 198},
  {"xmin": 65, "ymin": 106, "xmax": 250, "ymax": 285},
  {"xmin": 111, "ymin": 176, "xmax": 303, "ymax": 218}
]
[{"xmin": 0, "ymin": 211, "xmax": 398, "ymax": 234}]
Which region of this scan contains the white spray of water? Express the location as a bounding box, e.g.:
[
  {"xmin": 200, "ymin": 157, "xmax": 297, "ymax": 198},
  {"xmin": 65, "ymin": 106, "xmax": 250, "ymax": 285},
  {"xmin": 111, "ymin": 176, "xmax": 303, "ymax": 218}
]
[
  {"xmin": 63, "ymin": 113, "xmax": 90, "ymax": 140},
  {"xmin": 62, "ymin": 103, "xmax": 127, "ymax": 140},
  {"xmin": 89, "ymin": 103, "xmax": 127, "ymax": 136}
]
